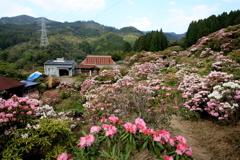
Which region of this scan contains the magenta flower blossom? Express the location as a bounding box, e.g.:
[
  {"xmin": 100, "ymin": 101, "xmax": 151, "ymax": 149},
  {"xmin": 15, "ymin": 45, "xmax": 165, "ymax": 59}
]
[
  {"xmin": 102, "ymin": 124, "xmax": 117, "ymax": 138},
  {"xmin": 109, "ymin": 115, "xmax": 120, "ymax": 124},
  {"xmin": 78, "ymin": 135, "xmax": 95, "ymax": 148},
  {"xmin": 164, "ymin": 155, "xmax": 174, "ymax": 160},
  {"xmin": 143, "ymin": 128, "xmax": 155, "ymax": 135},
  {"xmin": 135, "ymin": 118, "xmax": 147, "ymax": 133},
  {"xmin": 57, "ymin": 153, "xmax": 68, "ymax": 160},
  {"xmin": 123, "ymin": 122, "xmax": 137, "ymax": 134},
  {"xmin": 175, "ymin": 143, "xmax": 193, "ymax": 156},
  {"xmin": 90, "ymin": 126, "xmax": 101, "ymax": 134},
  {"xmin": 100, "ymin": 118, "xmax": 107, "ymax": 123},
  {"xmin": 173, "ymin": 136, "xmax": 187, "ymax": 144},
  {"xmin": 78, "ymin": 137, "xmax": 87, "ymax": 148}
]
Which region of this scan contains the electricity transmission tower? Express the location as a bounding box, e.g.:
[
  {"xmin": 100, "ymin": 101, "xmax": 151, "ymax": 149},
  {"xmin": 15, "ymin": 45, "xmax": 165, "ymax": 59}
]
[{"xmin": 40, "ymin": 17, "xmax": 49, "ymax": 47}]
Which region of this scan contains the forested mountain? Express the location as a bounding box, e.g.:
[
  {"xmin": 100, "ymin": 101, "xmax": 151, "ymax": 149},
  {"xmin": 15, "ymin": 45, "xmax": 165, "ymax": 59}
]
[
  {"xmin": 186, "ymin": 9, "xmax": 240, "ymax": 47},
  {"xmin": 0, "ymin": 10, "xmax": 239, "ymax": 80},
  {"xmin": 0, "ymin": 15, "xmax": 55, "ymax": 24}
]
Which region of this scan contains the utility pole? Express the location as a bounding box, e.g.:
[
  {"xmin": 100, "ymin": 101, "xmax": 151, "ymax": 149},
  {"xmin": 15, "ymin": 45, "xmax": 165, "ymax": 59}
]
[{"xmin": 40, "ymin": 17, "xmax": 49, "ymax": 47}]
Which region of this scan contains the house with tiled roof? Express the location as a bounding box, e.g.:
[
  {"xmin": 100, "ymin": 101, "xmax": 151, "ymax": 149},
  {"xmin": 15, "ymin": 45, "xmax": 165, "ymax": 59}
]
[
  {"xmin": 44, "ymin": 58, "xmax": 77, "ymax": 77},
  {"xmin": 76, "ymin": 55, "xmax": 116, "ymax": 76}
]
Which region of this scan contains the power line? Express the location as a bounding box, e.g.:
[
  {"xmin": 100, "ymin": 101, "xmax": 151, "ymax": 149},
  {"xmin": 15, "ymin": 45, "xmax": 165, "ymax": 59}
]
[
  {"xmin": 63, "ymin": 1, "xmax": 88, "ymax": 20},
  {"xmin": 53, "ymin": 0, "xmax": 79, "ymax": 20},
  {"xmin": 47, "ymin": 0, "xmax": 66, "ymax": 18},
  {"xmin": 65, "ymin": 0, "xmax": 90, "ymax": 22},
  {"xmin": 91, "ymin": 0, "xmax": 122, "ymax": 20}
]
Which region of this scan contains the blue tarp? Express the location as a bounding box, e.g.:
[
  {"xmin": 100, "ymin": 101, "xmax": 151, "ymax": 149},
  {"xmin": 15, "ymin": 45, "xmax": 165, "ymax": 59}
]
[{"xmin": 27, "ymin": 71, "xmax": 42, "ymax": 81}]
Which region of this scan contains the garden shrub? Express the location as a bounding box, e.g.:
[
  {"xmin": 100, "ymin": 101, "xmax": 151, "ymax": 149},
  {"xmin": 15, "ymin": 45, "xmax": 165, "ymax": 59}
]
[
  {"xmin": 183, "ymin": 71, "xmax": 240, "ymax": 123},
  {"xmin": 1, "ymin": 118, "xmax": 75, "ymax": 160},
  {"xmin": 0, "ymin": 95, "xmax": 40, "ymax": 154}
]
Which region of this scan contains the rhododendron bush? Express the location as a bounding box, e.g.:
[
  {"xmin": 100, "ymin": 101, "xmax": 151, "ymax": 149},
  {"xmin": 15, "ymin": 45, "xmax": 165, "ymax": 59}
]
[
  {"xmin": 0, "ymin": 95, "xmax": 40, "ymax": 153},
  {"xmin": 183, "ymin": 71, "xmax": 240, "ymax": 122},
  {"xmin": 71, "ymin": 116, "xmax": 193, "ymax": 160},
  {"xmin": 82, "ymin": 75, "xmax": 177, "ymax": 128}
]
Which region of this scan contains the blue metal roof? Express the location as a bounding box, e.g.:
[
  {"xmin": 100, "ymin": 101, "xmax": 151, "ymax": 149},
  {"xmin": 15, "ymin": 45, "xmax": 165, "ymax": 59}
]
[{"xmin": 20, "ymin": 81, "xmax": 41, "ymax": 88}]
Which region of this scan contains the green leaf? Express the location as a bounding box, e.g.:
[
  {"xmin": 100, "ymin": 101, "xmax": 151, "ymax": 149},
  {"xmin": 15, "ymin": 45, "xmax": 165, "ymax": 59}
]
[
  {"xmin": 176, "ymin": 154, "xmax": 180, "ymax": 160},
  {"xmin": 82, "ymin": 131, "xmax": 87, "ymax": 136},
  {"xmin": 112, "ymin": 145, "xmax": 116, "ymax": 156},
  {"xmin": 140, "ymin": 140, "xmax": 148, "ymax": 150}
]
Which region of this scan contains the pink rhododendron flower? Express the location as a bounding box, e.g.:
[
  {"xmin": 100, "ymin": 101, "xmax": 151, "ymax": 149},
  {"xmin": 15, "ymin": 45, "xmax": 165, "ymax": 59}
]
[
  {"xmin": 85, "ymin": 135, "xmax": 95, "ymax": 147},
  {"xmin": 123, "ymin": 122, "xmax": 137, "ymax": 134},
  {"xmin": 174, "ymin": 136, "xmax": 187, "ymax": 144},
  {"xmin": 143, "ymin": 128, "xmax": 155, "ymax": 135},
  {"xmin": 78, "ymin": 137, "xmax": 87, "ymax": 148},
  {"xmin": 109, "ymin": 115, "xmax": 120, "ymax": 123},
  {"xmin": 102, "ymin": 124, "xmax": 117, "ymax": 138},
  {"xmin": 175, "ymin": 143, "xmax": 192, "ymax": 156},
  {"xmin": 164, "ymin": 155, "xmax": 174, "ymax": 160},
  {"xmin": 90, "ymin": 126, "xmax": 101, "ymax": 134},
  {"xmin": 77, "ymin": 135, "xmax": 95, "ymax": 148},
  {"xmin": 135, "ymin": 118, "xmax": 147, "ymax": 133},
  {"xmin": 57, "ymin": 153, "xmax": 68, "ymax": 160},
  {"xmin": 100, "ymin": 118, "xmax": 107, "ymax": 122}
]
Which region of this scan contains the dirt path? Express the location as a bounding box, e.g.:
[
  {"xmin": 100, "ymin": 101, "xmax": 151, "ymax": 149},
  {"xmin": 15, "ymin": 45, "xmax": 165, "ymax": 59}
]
[{"xmin": 169, "ymin": 116, "xmax": 212, "ymax": 160}]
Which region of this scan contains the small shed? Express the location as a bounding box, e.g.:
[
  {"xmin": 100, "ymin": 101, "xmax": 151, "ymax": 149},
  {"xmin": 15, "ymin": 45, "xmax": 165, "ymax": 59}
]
[
  {"xmin": 44, "ymin": 58, "xmax": 77, "ymax": 77},
  {"xmin": 0, "ymin": 76, "xmax": 26, "ymax": 99},
  {"xmin": 75, "ymin": 55, "xmax": 116, "ymax": 76},
  {"xmin": 20, "ymin": 80, "xmax": 41, "ymax": 96}
]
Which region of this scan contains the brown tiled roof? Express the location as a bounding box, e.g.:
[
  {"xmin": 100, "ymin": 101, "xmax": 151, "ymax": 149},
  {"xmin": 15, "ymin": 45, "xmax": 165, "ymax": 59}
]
[
  {"xmin": 75, "ymin": 65, "xmax": 99, "ymax": 69},
  {"xmin": 81, "ymin": 55, "xmax": 116, "ymax": 65},
  {"xmin": 0, "ymin": 76, "xmax": 26, "ymax": 91}
]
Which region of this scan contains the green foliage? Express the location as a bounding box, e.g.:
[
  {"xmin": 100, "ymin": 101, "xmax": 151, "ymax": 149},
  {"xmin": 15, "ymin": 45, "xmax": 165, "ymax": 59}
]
[
  {"xmin": 229, "ymin": 50, "xmax": 240, "ymax": 63},
  {"xmin": 122, "ymin": 42, "xmax": 132, "ymax": 53},
  {"xmin": 163, "ymin": 73, "xmax": 179, "ymax": 87},
  {"xmin": 90, "ymin": 32, "xmax": 127, "ymax": 55},
  {"xmin": 185, "ymin": 9, "xmax": 240, "ymax": 47},
  {"xmin": 133, "ymin": 30, "xmax": 168, "ymax": 52},
  {"xmin": 1, "ymin": 118, "xmax": 75, "ymax": 160}
]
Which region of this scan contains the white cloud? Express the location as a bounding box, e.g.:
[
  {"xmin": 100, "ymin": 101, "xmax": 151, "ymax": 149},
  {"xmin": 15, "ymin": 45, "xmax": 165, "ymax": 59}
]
[
  {"xmin": 28, "ymin": 0, "xmax": 105, "ymax": 13},
  {"xmin": 0, "ymin": 1, "xmax": 36, "ymax": 17},
  {"xmin": 188, "ymin": 5, "xmax": 218, "ymax": 20},
  {"xmin": 130, "ymin": 17, "xmax": 152, "ymax": 30},
  {"xmin": 160, "ymin": 4, "xmax": 218, "ymax": 33},
  {"xmin": 222, "ymin": 0, "xmax": 238, "ymax": 2},
  {"xmin": 127, "ymin": 0, "xmax": 134, "ymax": 5},
  {"xmin": 170, "ymin": 1, "xmax": 176, "ymax": 5}
]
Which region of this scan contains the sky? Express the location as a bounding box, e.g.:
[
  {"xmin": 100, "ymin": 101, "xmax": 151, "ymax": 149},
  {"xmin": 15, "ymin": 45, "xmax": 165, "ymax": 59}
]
[{"xmin": 0, "ymin": 0, "xmax": 239, "ymax": 34}]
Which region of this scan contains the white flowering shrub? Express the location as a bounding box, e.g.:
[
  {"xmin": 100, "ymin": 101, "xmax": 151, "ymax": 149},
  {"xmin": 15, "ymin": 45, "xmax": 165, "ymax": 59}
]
[{"xmin": 183, "ymin": 71, "xmax": 240, "ymax": 123}]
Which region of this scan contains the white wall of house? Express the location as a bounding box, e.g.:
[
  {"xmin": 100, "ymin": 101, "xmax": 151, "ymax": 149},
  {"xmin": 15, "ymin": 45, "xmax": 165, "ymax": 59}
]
[{"xmin": 44, "ymin": 63, "xmax": 77, "ymax": 77}]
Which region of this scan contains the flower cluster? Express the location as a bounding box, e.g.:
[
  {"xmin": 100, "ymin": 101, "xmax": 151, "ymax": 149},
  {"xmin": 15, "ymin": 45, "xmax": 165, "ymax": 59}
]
[
  {"xmin": 56, "ymin": 82, "xmax": 73, "ymax": 90},
  {"xmin": 41, "ymin": 91, "xmax": 61, "ymax": 105},
  {"xmin": 72, "ymin": 116, "xmax": 193, "ymax": 160},
  {"xmin": 206, "ymin": 81, "xmax": 240, "ymax": 120},
  {"xmin": 0, "ymin": 95, "xmax": 40, "ymax": 151},
  {"xmin": 93, "ymin": 68, "xmax": 122, "ymax": 84},
  {"xmin": 183, "ymin": 71, "xmax": 240, "ymax": 121}
]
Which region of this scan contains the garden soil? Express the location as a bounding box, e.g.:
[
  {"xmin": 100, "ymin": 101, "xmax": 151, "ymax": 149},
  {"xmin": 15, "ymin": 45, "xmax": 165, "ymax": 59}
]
[{"xmin": 168, "ymin": 116, "xmax": 240, "ymax": 160}]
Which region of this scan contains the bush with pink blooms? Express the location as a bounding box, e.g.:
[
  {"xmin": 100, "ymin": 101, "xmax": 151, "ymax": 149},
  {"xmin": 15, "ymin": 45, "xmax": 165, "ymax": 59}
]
[
  {"xmin": 41, "ymin": 91, "xmax": 61, "ymax": 105},
  {"xmin": 0, "ymin": 95, "xmax": 40, "ymax": 154},
  {"xmin": 183, "ymin": 71, "xmax": 240, "ymax": 123},
  {"xmin": 69, "ymin": 116, "xmax": 193, "ymax": 160}
]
